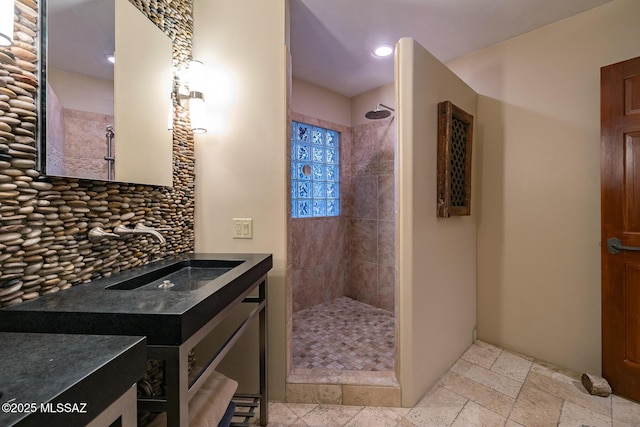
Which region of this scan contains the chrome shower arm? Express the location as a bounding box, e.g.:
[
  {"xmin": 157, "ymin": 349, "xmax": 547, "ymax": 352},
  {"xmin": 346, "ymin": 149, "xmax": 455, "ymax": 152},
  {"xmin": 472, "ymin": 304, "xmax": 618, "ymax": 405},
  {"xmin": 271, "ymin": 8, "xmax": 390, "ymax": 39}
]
[{"xmin": 377, "ymin": 103, "xmax": 395, "ymax": 112}]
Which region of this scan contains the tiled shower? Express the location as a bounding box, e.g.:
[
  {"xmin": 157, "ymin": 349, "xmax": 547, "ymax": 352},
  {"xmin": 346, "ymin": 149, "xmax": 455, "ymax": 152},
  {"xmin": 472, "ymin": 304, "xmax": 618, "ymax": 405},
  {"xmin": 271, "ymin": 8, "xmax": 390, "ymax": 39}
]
[
  {"xmin": 289, "ymin": 110, "xmax": 397, "ymax": 377},
  {"xmin": 46, "ymin": 83, "xmax": 114, "ymax": 180}
]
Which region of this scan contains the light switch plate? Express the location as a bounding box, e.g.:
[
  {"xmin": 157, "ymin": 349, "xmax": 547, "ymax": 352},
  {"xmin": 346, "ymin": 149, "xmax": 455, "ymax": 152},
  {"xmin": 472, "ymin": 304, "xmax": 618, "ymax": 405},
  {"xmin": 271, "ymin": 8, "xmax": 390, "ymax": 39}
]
[{"xmin": 232, "ymin": 218, "xmax": 253, "ymax": 239}]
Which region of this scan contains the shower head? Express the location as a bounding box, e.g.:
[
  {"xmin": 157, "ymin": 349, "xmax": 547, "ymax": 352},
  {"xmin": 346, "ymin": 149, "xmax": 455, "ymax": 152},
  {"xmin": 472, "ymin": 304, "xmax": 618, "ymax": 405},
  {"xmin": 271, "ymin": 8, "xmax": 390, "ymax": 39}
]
[
  {"xmin": 365, "ymin": 103, "xmax": 395, "ymax": 120},
  {"xmin": 365, "ymin": 109, "xmax": 392, "ymax": 120}
]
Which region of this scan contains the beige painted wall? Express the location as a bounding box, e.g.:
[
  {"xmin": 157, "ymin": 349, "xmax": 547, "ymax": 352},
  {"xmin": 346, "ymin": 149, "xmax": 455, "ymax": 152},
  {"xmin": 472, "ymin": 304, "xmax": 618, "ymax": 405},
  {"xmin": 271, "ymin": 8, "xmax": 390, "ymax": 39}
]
[
  {"xmin": 291, "ymin": 78, "xmax": 395, "ymax": 128},
  {"xmin": 396, "ymin": 38, "xmax": 477, "ymax": 406},
  {"xmin": 351, "ymin": 83, "xmax": 395, "ymax": 127},
  {"xmin": 47, "ymin": 68, "xmax": 113, "ymax": 115},
  {"xmin": 192, "ymin": 0, "xmax": 288, "ymax": 400},
  {"xmin": 292, "ymin": 78, "xmax": 351, "ymax": 127},
  {"xmin": 447, "ymin": 0, "xmax": 640, "ymax": 376}
]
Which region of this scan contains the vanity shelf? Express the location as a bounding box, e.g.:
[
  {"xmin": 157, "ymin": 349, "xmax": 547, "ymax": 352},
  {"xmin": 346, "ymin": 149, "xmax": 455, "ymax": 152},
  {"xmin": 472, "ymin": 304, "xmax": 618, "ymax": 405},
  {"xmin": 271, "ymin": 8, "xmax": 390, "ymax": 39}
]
[{"xmin": 230, "ymin": 395, "xmax": 261, "ymax": 426}]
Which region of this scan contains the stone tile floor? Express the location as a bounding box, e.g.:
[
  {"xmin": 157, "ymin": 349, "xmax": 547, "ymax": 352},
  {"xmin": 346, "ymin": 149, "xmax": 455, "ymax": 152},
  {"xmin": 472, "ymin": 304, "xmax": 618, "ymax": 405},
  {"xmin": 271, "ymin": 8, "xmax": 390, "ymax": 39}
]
[
  {"xmin": 292, "ymin": 297, "xmax": 395, "ymax": 371},
  {"xmin": 256, "ymin": 341, "xmax": 640, "ymax": 426}
]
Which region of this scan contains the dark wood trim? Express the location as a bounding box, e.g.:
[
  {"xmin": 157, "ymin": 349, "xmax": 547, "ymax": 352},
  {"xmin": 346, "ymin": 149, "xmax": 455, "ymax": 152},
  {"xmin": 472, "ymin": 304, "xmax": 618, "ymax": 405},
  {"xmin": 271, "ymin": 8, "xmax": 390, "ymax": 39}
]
[{"xmin": 437, "ymin": 101, "xmax": 474, "ymax": 218}]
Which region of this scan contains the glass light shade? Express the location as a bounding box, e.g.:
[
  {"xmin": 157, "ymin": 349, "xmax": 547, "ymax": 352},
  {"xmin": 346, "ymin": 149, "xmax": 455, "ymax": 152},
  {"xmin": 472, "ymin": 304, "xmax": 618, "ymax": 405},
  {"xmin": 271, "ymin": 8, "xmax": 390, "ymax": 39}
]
[
  {"xmin": 0, "ymin": 0, "xmax": 15, "ymax": 47},
  {"xmin": 189, "ymin": 96, "xmax": 207, "ymax": 134},
  {"xmin": 187, "ymin": 59, "xmax": 205, "ymax": 94}
]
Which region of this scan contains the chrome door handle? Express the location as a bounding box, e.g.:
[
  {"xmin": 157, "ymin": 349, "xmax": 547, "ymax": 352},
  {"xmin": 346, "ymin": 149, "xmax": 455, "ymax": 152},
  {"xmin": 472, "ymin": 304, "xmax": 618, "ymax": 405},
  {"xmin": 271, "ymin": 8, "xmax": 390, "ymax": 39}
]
[{"xmin": 607, "ymin": 237, "xmax": 640, "ymax": 254}]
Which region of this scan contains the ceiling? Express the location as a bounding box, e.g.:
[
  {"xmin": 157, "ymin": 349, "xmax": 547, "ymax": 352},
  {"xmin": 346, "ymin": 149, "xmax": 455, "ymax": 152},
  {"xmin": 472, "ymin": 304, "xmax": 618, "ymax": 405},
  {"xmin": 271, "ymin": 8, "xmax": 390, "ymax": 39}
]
[
  {"xmin": 290, "ymin": 0, "xmax": 612, "ymax": 97},
  {"xmin": 48, "ymin": 0, "xmax": 114, "ymax": 81},
  {"xmin": 46, "ymin": 0, "xmax": 613, "ymax": 96}
]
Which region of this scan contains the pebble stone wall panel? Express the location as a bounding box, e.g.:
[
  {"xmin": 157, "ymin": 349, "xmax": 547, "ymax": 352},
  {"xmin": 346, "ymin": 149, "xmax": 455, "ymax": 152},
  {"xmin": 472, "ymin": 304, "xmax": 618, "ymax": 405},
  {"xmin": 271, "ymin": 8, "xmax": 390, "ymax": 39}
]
[{"xmin": 0, "ymin": 0, "xmax": 195, "ymax": 308}]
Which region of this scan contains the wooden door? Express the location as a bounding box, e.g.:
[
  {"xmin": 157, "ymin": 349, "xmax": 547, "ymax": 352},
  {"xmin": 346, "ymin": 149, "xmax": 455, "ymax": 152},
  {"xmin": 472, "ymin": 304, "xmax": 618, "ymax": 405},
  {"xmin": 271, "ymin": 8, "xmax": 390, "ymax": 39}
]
[{"xmin": 601, "ymin": 56, "xmax": 640, "ymax": 402}]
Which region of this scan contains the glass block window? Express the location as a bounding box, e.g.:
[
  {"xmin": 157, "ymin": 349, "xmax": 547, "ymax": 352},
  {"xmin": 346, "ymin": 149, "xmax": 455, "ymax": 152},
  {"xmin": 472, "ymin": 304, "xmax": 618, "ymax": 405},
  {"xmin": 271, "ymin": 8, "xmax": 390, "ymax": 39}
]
[{"xmin": 291, "ymin": 121, "xmax": 340, "ymax": 218}]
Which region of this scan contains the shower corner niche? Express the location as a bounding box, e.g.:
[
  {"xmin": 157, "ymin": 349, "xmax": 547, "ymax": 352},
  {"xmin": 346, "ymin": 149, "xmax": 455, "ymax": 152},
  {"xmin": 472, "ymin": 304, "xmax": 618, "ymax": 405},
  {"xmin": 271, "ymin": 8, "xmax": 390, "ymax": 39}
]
[{"xmin": 40, "ymin": 0, "xmax": 174, "ymax": 187}]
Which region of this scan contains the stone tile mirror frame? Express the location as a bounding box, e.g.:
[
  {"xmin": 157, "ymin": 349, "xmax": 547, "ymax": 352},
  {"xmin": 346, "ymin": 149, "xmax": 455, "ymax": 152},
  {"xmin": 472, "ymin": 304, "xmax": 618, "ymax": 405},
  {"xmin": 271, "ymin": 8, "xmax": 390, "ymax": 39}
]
[{"xmin": 0, "ymin": 0, "xmax": 195, "ymax": 308}]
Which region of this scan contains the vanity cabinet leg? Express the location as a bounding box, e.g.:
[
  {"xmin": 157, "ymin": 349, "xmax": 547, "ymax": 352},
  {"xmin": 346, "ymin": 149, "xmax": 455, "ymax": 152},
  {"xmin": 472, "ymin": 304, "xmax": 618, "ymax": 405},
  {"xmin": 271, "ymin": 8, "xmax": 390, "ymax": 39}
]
[
  {"xmin": 259, "ymin": 279, "xmax": 268, "ymax": 426},
  {"xmin": 164, "ymin": 349, "xmax": 189, "ymax": 427}
]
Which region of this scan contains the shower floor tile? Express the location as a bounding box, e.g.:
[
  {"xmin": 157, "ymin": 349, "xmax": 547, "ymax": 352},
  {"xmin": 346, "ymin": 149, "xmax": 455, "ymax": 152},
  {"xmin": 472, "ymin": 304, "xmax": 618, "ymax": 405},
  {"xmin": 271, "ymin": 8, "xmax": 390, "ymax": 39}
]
[{"xmin": 292, "ymin": 297, "xmax": 395, "ymax": 371}]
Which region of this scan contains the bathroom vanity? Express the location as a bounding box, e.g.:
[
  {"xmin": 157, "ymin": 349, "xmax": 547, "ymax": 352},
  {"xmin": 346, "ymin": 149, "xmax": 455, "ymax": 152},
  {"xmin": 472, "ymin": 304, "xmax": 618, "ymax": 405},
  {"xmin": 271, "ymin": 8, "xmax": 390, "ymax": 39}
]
[
  {"xmin": 0, "ymin": 253, "xmax": 273, "ymax": 427},
  {"xmin": 0, "ymin": 332, "xmax": 146, "ymax": 426}
]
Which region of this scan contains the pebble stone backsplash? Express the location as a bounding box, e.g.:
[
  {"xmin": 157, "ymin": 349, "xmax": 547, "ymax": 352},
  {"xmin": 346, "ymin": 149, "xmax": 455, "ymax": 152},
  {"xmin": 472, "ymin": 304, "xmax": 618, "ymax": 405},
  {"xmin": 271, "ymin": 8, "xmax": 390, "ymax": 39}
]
[{"xmin": 0, "ymin": 0, "xmax": 195, "ymax": 308}]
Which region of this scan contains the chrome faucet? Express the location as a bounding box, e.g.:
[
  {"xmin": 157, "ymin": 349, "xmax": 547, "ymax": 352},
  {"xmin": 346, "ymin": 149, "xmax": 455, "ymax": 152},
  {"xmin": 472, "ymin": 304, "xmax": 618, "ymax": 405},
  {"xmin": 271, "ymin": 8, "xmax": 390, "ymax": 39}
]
[
  {"xmin": 88, "ymin": 227, "xmax": 119, "ymax": 243},
  {"xmin": 114, "ymin": 224, "xmax": 166, "ymax": 244}
]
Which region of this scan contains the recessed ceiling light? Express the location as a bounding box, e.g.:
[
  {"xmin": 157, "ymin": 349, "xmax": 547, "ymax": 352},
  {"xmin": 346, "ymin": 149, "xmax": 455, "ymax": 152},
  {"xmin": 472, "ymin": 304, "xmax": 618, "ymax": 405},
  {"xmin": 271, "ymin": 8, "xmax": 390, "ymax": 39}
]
[
  {"xmin": 373, "ymin": 46, "xmax": 393, "ymax": 57},
  {"xmin": 106, "ymin": 54, "xmax": 115, "ymax": 64}
]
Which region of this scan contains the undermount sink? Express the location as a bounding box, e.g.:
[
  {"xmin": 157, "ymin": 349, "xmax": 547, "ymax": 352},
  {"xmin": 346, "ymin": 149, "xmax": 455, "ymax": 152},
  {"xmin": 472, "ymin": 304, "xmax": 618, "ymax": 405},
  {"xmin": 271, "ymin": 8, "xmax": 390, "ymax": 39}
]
[{"xmin": 105, "ymin": 259, "xmax": 244, "ymax": 291}]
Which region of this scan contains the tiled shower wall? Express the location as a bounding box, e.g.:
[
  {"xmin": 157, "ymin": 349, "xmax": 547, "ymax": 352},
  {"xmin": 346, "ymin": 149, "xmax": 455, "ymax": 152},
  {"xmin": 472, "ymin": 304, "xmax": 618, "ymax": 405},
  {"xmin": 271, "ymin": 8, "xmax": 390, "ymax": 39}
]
[
  {"xmin": 290, "ymin": 112, "xmax": 396, "ymax": 313},
  {"xmin": 347, "ymin": 118, "xmax": 396, "ymax": 312},
  {"xmin": 62, "ymin": 108, "xmax": 114, "ymax": 181},
  {"xmin": 45, "ymin": 84, "xmax": 113, "ymax": 180},
  {"xmin": 0, "ymin": 0, "xmax": 194, "ymax": 308},
  {"xmin": 44, "ymin": 83, "xmax": 64, "ymax": 176}
]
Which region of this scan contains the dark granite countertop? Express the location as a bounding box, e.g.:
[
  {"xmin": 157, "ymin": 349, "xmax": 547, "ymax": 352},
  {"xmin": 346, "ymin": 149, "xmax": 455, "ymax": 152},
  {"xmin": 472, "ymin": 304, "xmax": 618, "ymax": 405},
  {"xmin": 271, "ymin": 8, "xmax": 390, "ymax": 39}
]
[
  {"xmin": 0, "ymin": 332, "xmax": 146, "ymax": 427},
  {"xmin": 0, "ymin": 253, "xmax": 273, "ymax": 345}
]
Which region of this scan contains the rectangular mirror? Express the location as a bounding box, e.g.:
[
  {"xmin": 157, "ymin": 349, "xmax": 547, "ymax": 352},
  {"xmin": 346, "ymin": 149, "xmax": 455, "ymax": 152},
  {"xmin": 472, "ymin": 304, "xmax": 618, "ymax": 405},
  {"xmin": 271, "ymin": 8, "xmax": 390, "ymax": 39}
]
[{"xmin": 40, "ymin": 0, "xmax": 174, "ymax": 186}]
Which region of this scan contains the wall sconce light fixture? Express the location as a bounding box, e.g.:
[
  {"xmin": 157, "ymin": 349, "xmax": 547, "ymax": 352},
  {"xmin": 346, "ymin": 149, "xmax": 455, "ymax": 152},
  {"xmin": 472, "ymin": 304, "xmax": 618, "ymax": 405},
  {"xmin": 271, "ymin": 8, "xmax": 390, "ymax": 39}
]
[
  {"xmin": 187, "ymin": 59, "xmax": 206, "ymax": 134},
  {"xmin": 189, "ymin": 94, "xmax": 207, "ymax": 134},
  {"xmin": 0, "ymin": 0, "xmax": 15, "ymax": 46},
  {"xmin": 170, "ymin": 59, "xmax": 235, "ymax": 135},
  {"xmin": 174, "ymin": 59, "xmax": 208, "ymax": 134}
]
